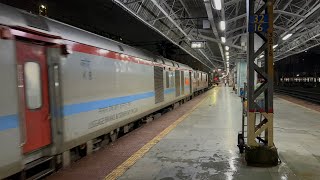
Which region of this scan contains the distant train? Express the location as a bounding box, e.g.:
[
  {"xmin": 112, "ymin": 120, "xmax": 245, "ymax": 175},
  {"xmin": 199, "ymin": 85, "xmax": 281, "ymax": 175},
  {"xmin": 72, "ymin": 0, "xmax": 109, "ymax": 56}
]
[
  {"xmin": 279, "ymin": 76, "xmax": 320, "ymax": 87},
  {"xmin": 274, "ymin": 50, "xmax": 320, "ymax": 88},
  {"xmin": 208, "ymin": 72, "xmax": 220, "ymax": 86},
  {"xmin": 0, "ymin": 4, "xmax": 209, "ymax": 179}
]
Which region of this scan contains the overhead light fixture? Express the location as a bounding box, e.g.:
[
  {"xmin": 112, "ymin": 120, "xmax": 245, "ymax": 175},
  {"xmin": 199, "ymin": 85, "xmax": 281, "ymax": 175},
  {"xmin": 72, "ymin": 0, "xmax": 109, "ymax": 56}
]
[
  {"xmin": 226, "ymin": 52, "xmax": 229, "ymax": 56},
  {"xmin": 259, "ymin": 54, "xmax": 264, "ymax": 58},
  {"xmin": 213, "ymin": 0, "xmax": 222, "ymax": 10},
  {"xmin": 39, "ymin": 4, "xmax": 47, "ymax": 16},
  {"xmin": 225, "ymin": 46, "xmax": 229, "ymax": 51},
  {"xmin": 221, "ymin": 37, "xmax": 226, "ymax": 43},
  {"xmin": 220, "ymin": 21, "xmax": 226, "ymax": 31},
  {"xmin": 273, "ymin": 44, "xmax": 278, "ymax": 49},
  {"xmin": 191, "ymin": 41, "xmax": 205, "ymax": 49},
  {"xmin": 282, "ymin": 33, "xmax": 292, "ymax": 40},
  {"xmin": 226, "ymin": 55, "xmax": 229, "ymax": 59}
]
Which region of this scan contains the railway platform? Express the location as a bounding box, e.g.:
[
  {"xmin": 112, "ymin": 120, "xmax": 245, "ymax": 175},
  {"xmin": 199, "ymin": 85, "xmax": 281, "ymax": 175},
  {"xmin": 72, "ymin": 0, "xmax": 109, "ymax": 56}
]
[{"xmin": 48, "ymin": 87, "xmax": 320, "ymax": 180}]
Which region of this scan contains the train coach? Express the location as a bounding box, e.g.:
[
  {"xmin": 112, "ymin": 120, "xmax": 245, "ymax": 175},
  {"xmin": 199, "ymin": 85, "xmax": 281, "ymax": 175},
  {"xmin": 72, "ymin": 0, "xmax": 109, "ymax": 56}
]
[{"xmin": 0, "ymin": 3, "xmax": 208, "ymax": 179}]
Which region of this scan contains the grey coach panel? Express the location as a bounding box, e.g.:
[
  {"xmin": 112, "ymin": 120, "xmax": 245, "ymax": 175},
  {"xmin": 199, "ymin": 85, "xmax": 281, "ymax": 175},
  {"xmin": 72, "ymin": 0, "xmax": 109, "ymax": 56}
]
[
  {"xmin": 0, "ymin": 39, "xmax": 22, "ymax": 178},
  {"xmin": 0, "ymin": 40, "xmax": 19, "ymax": 114},
  {"xmin": 61, "ymin": 52, "xmax": 153, "ymax": 105}
]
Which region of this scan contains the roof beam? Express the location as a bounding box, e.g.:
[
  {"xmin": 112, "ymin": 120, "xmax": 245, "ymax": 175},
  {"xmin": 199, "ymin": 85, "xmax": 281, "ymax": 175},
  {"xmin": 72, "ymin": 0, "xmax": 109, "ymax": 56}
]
[
  {"xmin": 113, "ymin": 0, "xmax": 214, "ymax": 69},
  {"xmin": 274, "ymin": 10, "xmax": 305, "ymax": 19},
  {"xmin": 192, "ymin": 33, "xmax": 244, "ymax": 50},
  {"xmin": 276, "ymin": 25, "xmax": 320, "ymax": 60},
  {"xmin": 150, "ymin": 0, "xmax": 188, "ymax": 37},
  {"xmin": 204, "ymin": 0, "xmax": 225, "ymax": 63},
  {"xmin": 279, "ymin": 2, "xmax": 320, "ymax": 38},
  {"xmin": 226, "ymin": 13, "xmax": 246, "ymax": 24},
  {"xmin": 225, "ymin": 0, "xmax": 242, "ymax": 7},
  {"xmin": 274, "ymin": 0, "xmax": 293, "ymax": 23}
]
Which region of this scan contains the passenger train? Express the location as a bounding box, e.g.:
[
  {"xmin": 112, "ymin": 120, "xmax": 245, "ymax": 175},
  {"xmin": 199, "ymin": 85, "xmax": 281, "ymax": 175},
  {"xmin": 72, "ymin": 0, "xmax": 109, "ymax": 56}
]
[
  {"xmin": 0, "ymin": 4, "xmax": 209, "ymax": 179},
  {"xmin": 279, "ymin": 76, "xmax": 320, "ymax": 88}
]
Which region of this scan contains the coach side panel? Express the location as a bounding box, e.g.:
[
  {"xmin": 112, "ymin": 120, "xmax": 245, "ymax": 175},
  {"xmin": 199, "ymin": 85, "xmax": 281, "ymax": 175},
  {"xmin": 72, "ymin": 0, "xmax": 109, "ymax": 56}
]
[{"xmin": 0, "ymin": 39, "xmax": 23, "ymax": 179}]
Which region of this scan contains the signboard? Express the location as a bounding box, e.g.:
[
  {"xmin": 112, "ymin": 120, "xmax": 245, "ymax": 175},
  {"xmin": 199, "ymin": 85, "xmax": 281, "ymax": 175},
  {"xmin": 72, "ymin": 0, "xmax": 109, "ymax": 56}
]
[{"xmin": 248, "ymin": 14, "xmax": 269, "ymax": 32}]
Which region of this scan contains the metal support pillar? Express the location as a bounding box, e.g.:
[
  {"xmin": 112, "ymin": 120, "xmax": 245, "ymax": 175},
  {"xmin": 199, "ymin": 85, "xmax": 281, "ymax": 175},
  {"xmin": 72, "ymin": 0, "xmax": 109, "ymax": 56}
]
[{"xmin": 245, "ymin": 0, "xmax": 278, "ymax": 166}]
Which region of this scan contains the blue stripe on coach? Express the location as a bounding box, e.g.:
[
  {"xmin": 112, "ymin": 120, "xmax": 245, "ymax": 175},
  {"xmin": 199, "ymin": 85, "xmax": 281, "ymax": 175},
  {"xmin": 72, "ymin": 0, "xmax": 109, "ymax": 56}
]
[
  {"xmin": 0, "ymin": 114, "xmax": 18, "ymax": 131},
  {"xmin": 64, "ymin": 88, "xmax": 175, "ymax": 116},
  {"xmin": 63, "ymin": 91, "xmax": 155, "ymax": 116},
  {"xmin": 164, "ymin": 88, "xmax": 175, "ymax": 94},
  {"xmin": 0, "ymin": 88, "xmax": 178, "ymax": 131}
]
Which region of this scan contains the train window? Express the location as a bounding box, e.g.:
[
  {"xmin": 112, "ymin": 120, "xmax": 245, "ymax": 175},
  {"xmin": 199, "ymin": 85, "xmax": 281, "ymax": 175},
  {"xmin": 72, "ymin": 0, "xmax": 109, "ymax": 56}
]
[
  {"xmin": 169, "ymin": 72, "xmax": 174, "ymax": 88},
  {"xmin": 166, "ymin": 71, "xmax": 169, "ymax": 88},
  {"xmin": 24, "ymin": 62, "xmax": 42, "ymax": 109}
]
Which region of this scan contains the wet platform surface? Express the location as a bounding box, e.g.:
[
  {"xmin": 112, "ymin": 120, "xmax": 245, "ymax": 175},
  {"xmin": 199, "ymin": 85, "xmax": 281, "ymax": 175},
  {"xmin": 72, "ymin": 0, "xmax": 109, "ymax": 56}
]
[{"xmin": 117, "ymin": 87, "xmax": 320, "ymax": 180}]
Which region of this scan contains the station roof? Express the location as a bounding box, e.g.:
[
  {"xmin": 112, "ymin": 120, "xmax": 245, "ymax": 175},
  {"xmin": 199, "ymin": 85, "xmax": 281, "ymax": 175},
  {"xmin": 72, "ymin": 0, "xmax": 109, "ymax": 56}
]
[
  {"xmin": 1, "ymin": 0, "xmax": 320, "ymax": 71},
  {"xmin": 113, "ymin": 0, "xmax": 320, "ymax": 70}
]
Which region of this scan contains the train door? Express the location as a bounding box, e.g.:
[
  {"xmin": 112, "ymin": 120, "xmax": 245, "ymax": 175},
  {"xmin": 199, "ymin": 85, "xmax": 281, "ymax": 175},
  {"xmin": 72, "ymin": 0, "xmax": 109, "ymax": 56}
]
[
  {"xmin": 16, "ymin": 41, "xmax": 51, "ymax": 153},
  {"xmin": 175, "ymin": 70, "xmax": 181, "ymax": 97},
  {"xmin": 189, "ymin": 71, "xmax": 192, "ymax": 93},
  {"xmin": 181, "ymin": 71, "xmax": 184, "ymax": 95}
]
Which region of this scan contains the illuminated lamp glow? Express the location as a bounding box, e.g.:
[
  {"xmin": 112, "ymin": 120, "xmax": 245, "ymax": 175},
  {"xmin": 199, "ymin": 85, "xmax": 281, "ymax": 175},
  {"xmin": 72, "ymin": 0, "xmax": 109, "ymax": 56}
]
[
  {"xmin": 221, "ymin": 37, "xmax": 226, "ymax": 43},
  {"xmin": 213, "ymin": 0, "xmax": 222, "ymax": 10},
  {"xmin": 282, "ymin": 33, "xmax": 292, "ymax": 40},
  {"xmin": 220, "ymin": 21, "xmax": 226, "ymax": 31}
]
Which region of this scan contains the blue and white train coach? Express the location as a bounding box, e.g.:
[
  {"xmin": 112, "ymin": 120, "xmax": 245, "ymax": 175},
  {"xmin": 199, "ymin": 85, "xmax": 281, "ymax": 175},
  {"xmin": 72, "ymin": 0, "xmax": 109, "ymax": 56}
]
[{"xmin": 0, "ymin": 3, "xmax": 208, "ymax": 179}]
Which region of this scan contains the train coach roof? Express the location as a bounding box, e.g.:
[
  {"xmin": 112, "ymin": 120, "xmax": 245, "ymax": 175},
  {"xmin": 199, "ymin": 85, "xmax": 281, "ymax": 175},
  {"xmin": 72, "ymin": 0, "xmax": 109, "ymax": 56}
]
[{"xmin": 0, "ymin": 3, "xmax": 193, "ymax": 70}]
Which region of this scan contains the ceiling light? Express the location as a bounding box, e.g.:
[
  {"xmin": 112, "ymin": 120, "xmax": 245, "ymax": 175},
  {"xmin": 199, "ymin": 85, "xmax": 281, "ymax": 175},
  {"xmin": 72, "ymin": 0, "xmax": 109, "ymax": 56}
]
[
  {"xmin": 226, "ymin": 52, "xmax": 229, "ymax": 56},
  {"xmin": 191, "ymin": 41, "xmax": 205, "ymax": 49},
  {"xmin": 220, "ymin": 21, "xmax": 225, "ymax": 31},
  {"xmin": 226, "ymin": 55, "xmax": 229, "ymax": 59},
  {"xmin": 282, "ymin": 33, "xmax": 292, "ymax": 41},
  {"xmin": 259, "ymin": 54, "xmax": 264, "ymax": 58},
  {"xmin": 221, "ymin": 37, "xmax": 226, "ymax": 43},
  {"xmin": 213, "ymin": 0, "xmax": 222, "ymax": 10},
  {"xmin": 225, "ymin": 46, "xmax": 229, "ymax": 51},
  {"xmin": 273, "ymin": 44, "xmax": 278, "ymax": 49}
]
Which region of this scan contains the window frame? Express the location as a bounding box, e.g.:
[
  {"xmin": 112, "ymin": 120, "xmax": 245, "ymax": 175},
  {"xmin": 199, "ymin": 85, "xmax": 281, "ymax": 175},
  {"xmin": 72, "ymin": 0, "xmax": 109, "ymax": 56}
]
[
  {"xmin": 24, "ymin": 61, "xmax": 43, "ymax": 110},
  {"xmin": 166, "ymin": 71, "xmax": 170, "ymax": 88}
]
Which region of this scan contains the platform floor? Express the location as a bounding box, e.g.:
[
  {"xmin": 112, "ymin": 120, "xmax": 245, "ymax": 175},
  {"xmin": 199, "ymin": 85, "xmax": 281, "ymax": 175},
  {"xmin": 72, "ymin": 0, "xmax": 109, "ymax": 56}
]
[{"xmin": 116, "ymin": 87, "xmax": 320, "ymax": 180}]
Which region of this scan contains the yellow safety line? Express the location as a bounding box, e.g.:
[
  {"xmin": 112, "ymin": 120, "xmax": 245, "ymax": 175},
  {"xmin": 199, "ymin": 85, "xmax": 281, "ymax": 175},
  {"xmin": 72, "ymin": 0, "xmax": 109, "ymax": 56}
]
[
  {"xmin": 278, "ymin": 96, "xmax": 320, "ymax": 114},
  {"xmin": 104, "ymin": 89, "xmax": 215, "ymax": 180}
]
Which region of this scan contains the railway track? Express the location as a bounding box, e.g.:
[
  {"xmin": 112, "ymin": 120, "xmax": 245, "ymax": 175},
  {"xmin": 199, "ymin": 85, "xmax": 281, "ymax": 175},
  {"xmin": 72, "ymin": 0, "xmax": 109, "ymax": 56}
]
[{"xmin": 275, "ymin": 87, "xmax": 320, "ymax": 104}]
